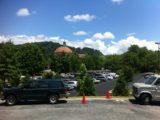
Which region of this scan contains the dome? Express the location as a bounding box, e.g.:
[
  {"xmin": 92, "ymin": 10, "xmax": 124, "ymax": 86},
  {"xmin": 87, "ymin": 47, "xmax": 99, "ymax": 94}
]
[{"xmin": 55, "ymin": 42, "xmax": 72, "ymax": 54}]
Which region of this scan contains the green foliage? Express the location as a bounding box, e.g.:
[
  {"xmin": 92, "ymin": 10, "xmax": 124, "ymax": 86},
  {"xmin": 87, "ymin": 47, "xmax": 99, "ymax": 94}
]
[
  {"xmin": 83, "ymin": 54, "xmax": 105, "ymax": 70},
  {"xmin": 50, "ymin": 53, "xmax": 71, "ymax": 73},
  {"xmin": 105, "ymin": 55, "xmax": 122, "ymax": 71},
  {"xmin": 76, "ymin": 64, "xmax": 96, "ymax": 96},
  {"xmin": 119, "ymin": 66, "xmax": 134, "ymax": 82},
  {"xmin": 42, "ymin": 71, "xmax": 54, "ymax": 79},
  {"xmin": 112, "ymin": 70, "xmax": 129, "ymax": 96},
  {"xmin": 54, "ymin": 72, "xmax": 61, "ymax": 79},
  {"xmin": 15, "ymin": 43, "xmax": 47, "ymax": 75},
  {"xmin": 0, "ymin": 42, "xmax": 20, "ymax": 86},
  {"xmin": 0, "ymin": 80, "xmax": 3, "ymax": 94},
  {"xmin": 105, "ymin": 45, "xmax": 159, "ymax": 73},
  {"xmin": 76, "ymin": 47, "xmax": 102, "ymax": 56}
]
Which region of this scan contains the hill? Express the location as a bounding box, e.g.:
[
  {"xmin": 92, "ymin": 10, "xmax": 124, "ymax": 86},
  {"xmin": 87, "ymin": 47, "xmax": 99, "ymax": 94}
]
[{"xmin": 35, "ymin": 41, "xmax": 103, "ymax": 56}]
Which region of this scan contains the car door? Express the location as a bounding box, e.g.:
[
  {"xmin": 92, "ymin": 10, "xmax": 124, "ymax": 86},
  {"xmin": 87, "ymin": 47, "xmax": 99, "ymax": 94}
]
[
  {"xmin": 154, "ymin": 78, "xmax": 160, "ymax": 100},
  {"xmin": 21, "ymin": 81, "xmax": 39, "ymax": 100},
  {"xmin": 37, "ymin": 81, "xmax": 49, "ymax": 100}
]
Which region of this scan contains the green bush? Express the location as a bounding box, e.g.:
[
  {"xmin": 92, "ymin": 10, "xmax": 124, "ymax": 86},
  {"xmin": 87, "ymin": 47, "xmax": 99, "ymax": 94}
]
[
  {"xmin": 121, "ymin": 66, "xmax": 134, "ymax": 82},
  {"xmin": 76, "ymin": 64, "xmax": 96, "ymax": 96},
  {"xmin": 42, "ymin": 71, "xmax": 54, "ymax": 79},
  {"xmin": 0, "ymin": 80, "xmax": 3, "ymax": 94},
  {"xmin": 112, "ymin": 70, "xmax": 129, "ymax": 96}
]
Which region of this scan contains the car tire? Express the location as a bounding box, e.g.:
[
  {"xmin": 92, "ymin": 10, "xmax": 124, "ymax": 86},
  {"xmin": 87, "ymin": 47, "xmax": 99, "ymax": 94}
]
[
  {"xmin": 140, "ymin": 94, "xmax": 151, "ymax": 105},
  {"xmin": 6, "ymin": 95, "xmax": 17, "ymax": 106},
  {"xmin": 48, "ymin": 94, "xmax": 58, "ymax": 104}
]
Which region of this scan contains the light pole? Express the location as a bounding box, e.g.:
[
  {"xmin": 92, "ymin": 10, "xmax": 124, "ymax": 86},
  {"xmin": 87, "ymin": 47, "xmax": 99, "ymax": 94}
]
[{"xmin": 155, "ymin": 42, "xmax": 160, "ymax": 73}]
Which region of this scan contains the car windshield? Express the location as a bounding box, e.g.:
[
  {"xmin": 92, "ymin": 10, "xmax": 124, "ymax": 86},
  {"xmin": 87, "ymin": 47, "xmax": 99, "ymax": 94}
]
[
  {"xmin": 145, "ymin": 76, "xmax": 156, "ymax": 85},
  {"xmin": 68, "ymin": 82, "xmax": 74, "ymax": 84}
]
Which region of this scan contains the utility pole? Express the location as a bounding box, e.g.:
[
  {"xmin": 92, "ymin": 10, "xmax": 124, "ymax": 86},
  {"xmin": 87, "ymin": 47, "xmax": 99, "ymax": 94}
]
[{"xmin": 155, "ymin": 42, "xmax": 160, "ymax": 73}]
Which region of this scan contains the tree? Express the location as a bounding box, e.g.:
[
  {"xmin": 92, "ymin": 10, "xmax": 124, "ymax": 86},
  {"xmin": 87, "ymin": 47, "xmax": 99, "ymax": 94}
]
[
  {"xmin": 121, "ymin": 66, "xmax": 134, "ymax": 82},
  {"xmin": 0, "ymin": 80, "xmax": 3, "ymax": 93},
  {"xmin": 0, "ymin": 42, "xmax": 20, "ymax": 86},
  {"xmin": 76, "ymin": 64, "xmax": 96, "ymax": 96},
  {"xmin": 50, "ymin": 53, "xmax": 71, "ymax": 73},
  {"xmin": 15, "ymin": 43, "xmax": 47, "ymax": 75},
  {"xmin": 112, "ymin": 69, "xmax": 129, "ymax": 96},
  {"xmin": 105, "ymin": 55, "xmax": 122, "ymax": 72},
  {"xmin": 42, "ymin": 71, "xmax": 54, "ymax": 79}
]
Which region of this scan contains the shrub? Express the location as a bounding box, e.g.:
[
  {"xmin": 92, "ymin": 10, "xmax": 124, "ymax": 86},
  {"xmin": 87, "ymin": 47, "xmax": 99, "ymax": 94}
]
[
  {"xmin": 112, "ymin": 70, "xmax": 129, "ymax": 96},
  {"xmin": 76, "ymin": 64, "xmax": 96, "ymax": 96},
  {"xmin": 42, "ymin": 71, "xmax": 54, "ymax": 79},
  {"xmin": 0, "ymin": 80, "xmax": 3, "ymax": 94}
]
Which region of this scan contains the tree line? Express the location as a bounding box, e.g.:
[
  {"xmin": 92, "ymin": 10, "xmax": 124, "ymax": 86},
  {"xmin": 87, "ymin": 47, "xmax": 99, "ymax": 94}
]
[{"xmin": 0, "ymin": 41, "xmax": 159, "ymax": 88}]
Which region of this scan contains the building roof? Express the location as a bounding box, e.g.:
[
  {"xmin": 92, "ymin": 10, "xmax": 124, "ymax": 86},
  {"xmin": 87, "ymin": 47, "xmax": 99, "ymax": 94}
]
[{"xmin": 55, "ymin": 42, "xmax": 72, "ymax": 54}]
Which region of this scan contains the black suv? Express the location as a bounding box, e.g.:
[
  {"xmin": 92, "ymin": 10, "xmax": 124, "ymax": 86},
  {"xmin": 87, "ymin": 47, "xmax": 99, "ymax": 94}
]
[{"xmin": 1, "ymin": 79, "xmax": 69, "ymax": 105}]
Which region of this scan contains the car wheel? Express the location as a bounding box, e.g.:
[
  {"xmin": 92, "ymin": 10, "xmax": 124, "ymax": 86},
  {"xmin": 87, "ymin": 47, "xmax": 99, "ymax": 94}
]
[
  {"xmin": 48, "ymin": 94, "xmax": 58, "ymax": 104},
  {"xmin": 6, "ymin": 95, "xmax": 17, "ymax": 106},
  {"xmin": 140, "ymin": 94, "xmax": 151, "ymax": 105}
]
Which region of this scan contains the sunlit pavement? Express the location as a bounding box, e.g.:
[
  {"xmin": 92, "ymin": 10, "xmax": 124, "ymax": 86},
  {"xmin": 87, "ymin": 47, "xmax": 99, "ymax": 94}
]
[{"xmin": 0, "ymin": 99, "xmax": 160, "ymax": 120}]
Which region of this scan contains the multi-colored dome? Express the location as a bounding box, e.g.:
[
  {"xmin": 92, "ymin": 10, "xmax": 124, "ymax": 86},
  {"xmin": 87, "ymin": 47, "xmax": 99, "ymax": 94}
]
[{"xmin": 55, "ymin": 42, "xmax": 72, "ymax": 54}]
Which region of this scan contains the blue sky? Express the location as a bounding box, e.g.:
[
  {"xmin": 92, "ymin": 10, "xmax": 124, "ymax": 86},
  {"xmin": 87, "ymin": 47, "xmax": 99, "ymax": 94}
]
[{"xmin": 0, "ymin": 0, "xmax": 159, "ymax": 54}]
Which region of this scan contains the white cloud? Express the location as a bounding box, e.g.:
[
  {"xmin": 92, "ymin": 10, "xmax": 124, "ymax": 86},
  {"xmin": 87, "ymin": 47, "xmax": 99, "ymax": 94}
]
[
  {"xmin": 0, "ymin": 35, "xmax": 62, "ymax": 45},
  {"xmin": 64, "ymin": 14, "xmax": 95, "ymax": 22},
  {"xmin": 73, "ymin": 31, "xmax": 87, "ymax": 36},
  {"xmin": 112, "ymin": 0, "xmax": 124, "ymax": 4},
  {"xmin": 16, "ymin": 8, "xmax": 30, "ymax": 16},
  {"xmin": 92, "ymin": 32, "xmax": 115, "ymax": 39},
  {"xmin": 0, "ymin": 35, "xmax": 158, "ymax": 55},
  {"xmin": 0, "ymin": 35, "xmax": 11, "ymax": 43},
  {"xmin": 105, "ymin": 36, "xmax": 157, "ymax": 54}
]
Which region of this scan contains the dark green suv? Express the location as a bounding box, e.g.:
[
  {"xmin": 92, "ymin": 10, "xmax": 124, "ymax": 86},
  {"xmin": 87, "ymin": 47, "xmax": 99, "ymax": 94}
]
[{"xmin": 1, "ymin": 79, "xmax": 69, "ymax": 106}]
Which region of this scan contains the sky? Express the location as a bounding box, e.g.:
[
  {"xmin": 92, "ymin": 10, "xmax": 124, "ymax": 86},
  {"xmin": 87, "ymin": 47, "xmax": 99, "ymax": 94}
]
[{"xmin": 0, "ymin": 0, "xmax": 160, "ymax": 55}]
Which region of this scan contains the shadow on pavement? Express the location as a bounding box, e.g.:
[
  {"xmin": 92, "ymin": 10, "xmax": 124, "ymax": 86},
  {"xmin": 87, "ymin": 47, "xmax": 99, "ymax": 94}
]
[
  {"xmin": 0, "ymin": 100, "xmax": 67, "ymax": 106},
  {"xmin": 129, "ymin": 99, "xmax": 160, "ymax": 106}
]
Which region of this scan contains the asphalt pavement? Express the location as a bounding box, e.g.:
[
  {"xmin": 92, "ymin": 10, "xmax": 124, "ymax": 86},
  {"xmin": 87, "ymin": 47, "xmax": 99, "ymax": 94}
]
[
  {"xmin": 0, "ymin": 99, "xmax": 160, "ymax": 120},
  {"xmin": 70, "ymin": 79, "xmax": 117, "ymax": 96}
]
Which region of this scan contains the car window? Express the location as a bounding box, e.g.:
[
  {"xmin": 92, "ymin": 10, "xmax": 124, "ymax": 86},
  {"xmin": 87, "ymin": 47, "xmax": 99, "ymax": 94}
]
[
  {"xmin": 48, "ymin": 81, "xmax": 64, "ymax": 88},
  {"xmin": 28, "ymin": 81, "xmax": 38, "ymax": 88},
  {"xmin": 145, "ymin": 76, "xmax": 156, "ymax": 85},
  {"xmin": 155, "ymin": 78, "xmax": 160, "ymax": 86},
  {"xmin": 68, "ymin": 82, "xmax": 74, "ymax": 84},
  {"xmin": 38, "ymin": 81, "xmax": 48, "ymax": 88}
]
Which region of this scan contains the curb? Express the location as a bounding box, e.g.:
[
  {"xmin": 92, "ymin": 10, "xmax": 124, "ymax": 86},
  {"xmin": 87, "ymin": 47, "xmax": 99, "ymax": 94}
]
[{"xmin": 67, "ymin": 96, "xmax": 133, "ymax": 101}]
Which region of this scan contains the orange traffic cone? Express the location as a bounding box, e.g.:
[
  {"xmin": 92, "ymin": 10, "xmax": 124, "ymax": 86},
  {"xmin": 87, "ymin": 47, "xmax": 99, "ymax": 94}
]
[
  {"xmin": 82, "ymin": 92, "xmax": 86, "ymax": 104},
  {"xmin": 106, "ymin": 90, "xmax": 111, "ymax": 99}
]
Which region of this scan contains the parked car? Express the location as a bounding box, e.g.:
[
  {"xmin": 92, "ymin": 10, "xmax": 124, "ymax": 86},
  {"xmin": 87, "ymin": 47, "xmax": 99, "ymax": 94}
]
[
  {"xmin": 65, "ymin": 83, "xmax": 74, "ymax": 91},
  {"xmin": 67, "ymin": 81, "xmax": 77, "ymax": 88},
  {"xmin": 107, "ymin": 72, "xmax": 119, "ymax": 79},
  {"xmin": 93, "ymin": 78, "xmax": 100, "ymax": 84},
  {"xmin": 132, "ymin": 74, "xmax": 160, "ymax": 105},
  {"xmin": 105, "ymin": 74, "xmax": 114, "ymax": 80},
  {"xmin": 1, "ymin": 79, "xmax": 69, "ymax": 106},
  {"xmin": 95, "ymin": 76, "xmax": 107, "ymax": 82}
]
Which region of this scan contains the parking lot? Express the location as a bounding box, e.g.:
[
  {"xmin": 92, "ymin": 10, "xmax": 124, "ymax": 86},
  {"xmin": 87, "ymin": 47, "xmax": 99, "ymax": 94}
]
[
  {"xmin": 0, "ymin": 99, "xmax": 160, "ymax": 120},
  {"xmin": 70, "ymin": 79, "xmax": 116, "ymax": 96}
]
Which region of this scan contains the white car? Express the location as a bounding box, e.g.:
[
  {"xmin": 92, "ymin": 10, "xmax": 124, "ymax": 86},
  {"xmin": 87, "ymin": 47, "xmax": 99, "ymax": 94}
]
[
  {"xmin": 105, "ymin": 74, "xmax": 114, "ymax": 80},
  {"xmin": 67, "ymin": 81, "xmax": 77, "ymax": 88},
  {"xmin": 93, "ymin": 78, "xmax": 100, "ymax": 84}
]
